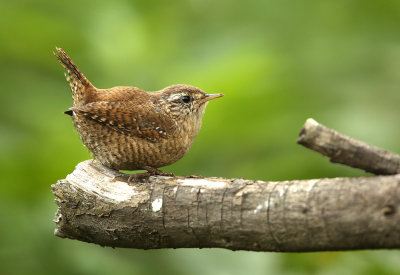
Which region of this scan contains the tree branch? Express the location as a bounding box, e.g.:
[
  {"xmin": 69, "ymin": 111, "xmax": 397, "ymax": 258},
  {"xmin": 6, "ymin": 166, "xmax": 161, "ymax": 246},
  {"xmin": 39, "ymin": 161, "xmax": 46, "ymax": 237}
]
[
  {"xmin": 298, "ymin": 118, "xmax": 400, "ymax": 175},
  {"xmin": 53, "ymin": 118, "xmax": 400, "ymax": 251},
  {"xmin": 53, "ymin": 160, "xmax": 400, "ymax": 251}
]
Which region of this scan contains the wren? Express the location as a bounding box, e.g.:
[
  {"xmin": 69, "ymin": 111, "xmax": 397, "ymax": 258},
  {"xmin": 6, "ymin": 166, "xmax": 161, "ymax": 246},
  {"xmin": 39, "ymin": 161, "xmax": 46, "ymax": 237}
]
[{"xmin": 55, "ymin": 47, "xmax": 223, "ymax": 179}]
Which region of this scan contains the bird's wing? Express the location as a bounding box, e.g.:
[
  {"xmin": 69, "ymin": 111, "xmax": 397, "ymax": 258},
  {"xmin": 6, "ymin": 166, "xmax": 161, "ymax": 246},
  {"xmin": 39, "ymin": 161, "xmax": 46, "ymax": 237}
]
[{"xmin": 70, "ymin": 101, "xmax": 175, "ymax": 142}]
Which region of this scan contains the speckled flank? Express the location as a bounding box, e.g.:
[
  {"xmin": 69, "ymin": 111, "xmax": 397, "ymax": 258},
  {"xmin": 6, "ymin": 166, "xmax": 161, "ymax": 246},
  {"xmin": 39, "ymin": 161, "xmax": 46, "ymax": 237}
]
[{"xmin": 72, "ymin": 111, "xmax": 196, "ymax": 170}]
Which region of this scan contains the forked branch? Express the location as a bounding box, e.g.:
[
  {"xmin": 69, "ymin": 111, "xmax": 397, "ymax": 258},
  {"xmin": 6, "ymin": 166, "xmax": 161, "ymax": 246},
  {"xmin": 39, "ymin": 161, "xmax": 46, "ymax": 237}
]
[{"xmin": 52, "ymin": 118, "xmax": 400, "ymax": 251}]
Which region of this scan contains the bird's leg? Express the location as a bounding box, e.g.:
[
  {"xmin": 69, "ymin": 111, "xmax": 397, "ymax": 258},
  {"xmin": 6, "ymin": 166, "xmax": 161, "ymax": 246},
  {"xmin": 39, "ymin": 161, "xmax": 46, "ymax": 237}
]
[{"xmin": 128, "ymin": 166, "xmax": 174, "ymax": 182}]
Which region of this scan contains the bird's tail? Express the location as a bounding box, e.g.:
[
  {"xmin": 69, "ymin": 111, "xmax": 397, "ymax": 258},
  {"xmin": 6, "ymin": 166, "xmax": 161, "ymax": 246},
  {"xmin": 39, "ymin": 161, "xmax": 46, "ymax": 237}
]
[{"xmin": 54, "ymin": 47, "xmax": 95, "ymax": 106}]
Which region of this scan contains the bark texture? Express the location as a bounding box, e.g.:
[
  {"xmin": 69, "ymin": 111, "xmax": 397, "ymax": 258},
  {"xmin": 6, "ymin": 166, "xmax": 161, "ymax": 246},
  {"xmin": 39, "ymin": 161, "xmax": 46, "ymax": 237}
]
[{"xmin": 53, "ymin": 160, "xmax": 400, "ymax": 251}]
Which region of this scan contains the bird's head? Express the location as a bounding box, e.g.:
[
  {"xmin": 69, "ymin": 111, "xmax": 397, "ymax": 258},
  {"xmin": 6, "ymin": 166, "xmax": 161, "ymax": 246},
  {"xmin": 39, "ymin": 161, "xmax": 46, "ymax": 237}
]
[{"xmin": 158, "ymin": 84, "xmax": 224, "ymax": 119}]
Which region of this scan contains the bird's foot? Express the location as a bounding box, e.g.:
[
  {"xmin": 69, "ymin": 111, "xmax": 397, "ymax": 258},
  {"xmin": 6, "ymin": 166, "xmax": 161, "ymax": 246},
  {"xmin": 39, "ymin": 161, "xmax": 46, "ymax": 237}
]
[
  {"xmin": 127, "ymin": 172, "xmax": 151, "ymax": 182},
  {"xmin": 143, "ymin": 166, "xmax": 174, "ymax": 177},
  {"xmin": 128, "ymin": 166, "xmax": 174, "ymax": 182}
]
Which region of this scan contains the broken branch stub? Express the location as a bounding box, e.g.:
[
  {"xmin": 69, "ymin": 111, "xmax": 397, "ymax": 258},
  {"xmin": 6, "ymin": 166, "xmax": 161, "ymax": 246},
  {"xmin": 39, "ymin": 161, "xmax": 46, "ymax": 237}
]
[{"xmin": 298, "ymin": 118, "xmax": 400, "ymax": 175}]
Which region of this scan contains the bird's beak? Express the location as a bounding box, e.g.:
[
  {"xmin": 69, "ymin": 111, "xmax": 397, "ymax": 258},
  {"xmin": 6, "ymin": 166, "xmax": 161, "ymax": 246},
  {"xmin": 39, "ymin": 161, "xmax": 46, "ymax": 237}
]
[{"xmin": 202, "ymin": 93, "xmax": 224, "ymax": 103}]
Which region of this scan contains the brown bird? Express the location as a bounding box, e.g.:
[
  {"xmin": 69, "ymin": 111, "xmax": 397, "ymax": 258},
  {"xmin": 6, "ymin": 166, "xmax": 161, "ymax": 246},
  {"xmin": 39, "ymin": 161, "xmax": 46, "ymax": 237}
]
[{"xmin": 54, "ymin": 47, "xmax": 223, "ymax": 179}]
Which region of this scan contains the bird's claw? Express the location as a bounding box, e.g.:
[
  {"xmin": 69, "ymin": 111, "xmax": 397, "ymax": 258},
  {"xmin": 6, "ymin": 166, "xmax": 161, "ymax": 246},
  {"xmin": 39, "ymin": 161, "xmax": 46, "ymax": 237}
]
[{"xmin": 128, "ymin": 166, "xmax": 174, "ymax": 182}]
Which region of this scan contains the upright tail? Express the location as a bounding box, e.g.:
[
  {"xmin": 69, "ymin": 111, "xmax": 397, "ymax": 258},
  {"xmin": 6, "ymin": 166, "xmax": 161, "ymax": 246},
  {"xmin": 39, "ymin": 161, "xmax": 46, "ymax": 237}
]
[{"xmin": 54, "ymin": 47, "xmax": 95, "ymax": 106}]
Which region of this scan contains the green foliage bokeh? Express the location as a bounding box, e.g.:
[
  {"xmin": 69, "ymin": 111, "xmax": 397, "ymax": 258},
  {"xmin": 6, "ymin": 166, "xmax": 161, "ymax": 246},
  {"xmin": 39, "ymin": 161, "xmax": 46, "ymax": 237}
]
[{"xmin": 1, "ymin": 0, "xmax": 400, "ymax": 274}]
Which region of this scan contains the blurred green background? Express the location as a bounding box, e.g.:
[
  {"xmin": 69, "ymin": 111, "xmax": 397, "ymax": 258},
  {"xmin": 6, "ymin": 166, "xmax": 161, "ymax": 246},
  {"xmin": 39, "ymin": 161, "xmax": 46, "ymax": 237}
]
[{"xmin": 1, "ymin": 0, "xmax": 400, "ymax": 274}]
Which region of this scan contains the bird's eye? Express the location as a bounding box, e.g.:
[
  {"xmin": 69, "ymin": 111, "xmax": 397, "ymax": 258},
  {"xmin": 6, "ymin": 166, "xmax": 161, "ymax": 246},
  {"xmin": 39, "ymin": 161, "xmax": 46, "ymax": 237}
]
[{"xmin": 181, "ymin": 95, "xmax": 192, "ymax": 103}]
